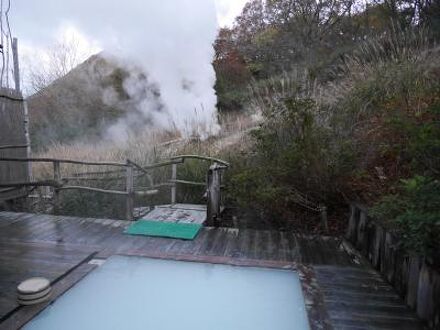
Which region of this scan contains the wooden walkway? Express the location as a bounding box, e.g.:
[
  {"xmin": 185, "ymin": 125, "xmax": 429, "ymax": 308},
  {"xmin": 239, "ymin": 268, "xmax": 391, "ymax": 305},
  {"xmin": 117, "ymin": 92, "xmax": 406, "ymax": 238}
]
[
  {"xmin": 0, "ymin": 212, "xmax": 426, "ymax": 330},
  {"xmin": 315, "ymin": 266, "xmax": 424, "ymax": 329},
  {"xmin": 0, "ymin": 240, "xmax": 95, "ymax": 320}
]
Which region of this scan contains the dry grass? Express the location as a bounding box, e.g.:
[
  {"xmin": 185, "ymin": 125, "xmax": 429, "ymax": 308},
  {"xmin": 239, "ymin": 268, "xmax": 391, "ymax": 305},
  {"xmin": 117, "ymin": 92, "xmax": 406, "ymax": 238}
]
[
  {"xmin": 325, "ymin": 28, "xmax": 439, "ymax": 113},
  {"xmin": 27, "ymin": 110, "xmax": 259, "ymax": 218},
  {"xmin": 32, "ymin": 111, "xmax": 259, "ymax": 180},
  {"xmin": 32, "ymin": 130, "xmax": 173, "ymax": 179}
]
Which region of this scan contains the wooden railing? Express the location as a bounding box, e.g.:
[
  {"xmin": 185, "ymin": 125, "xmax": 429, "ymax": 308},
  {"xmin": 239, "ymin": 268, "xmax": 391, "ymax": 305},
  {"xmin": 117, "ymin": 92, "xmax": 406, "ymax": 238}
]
[
  {"xmin": 0, "ymin": 155, "xmax": 228, "ymax": 222},
  {"xmin": 0, "ymin": 144, "xmax": 31, "ymax": 200},
  {"xmin": 346, "ymin": 203, "xmax": 440, "ymax": 328},
  {"xmin": 0, "ymin": 144, "xmax": 29, "ymax": 150}
]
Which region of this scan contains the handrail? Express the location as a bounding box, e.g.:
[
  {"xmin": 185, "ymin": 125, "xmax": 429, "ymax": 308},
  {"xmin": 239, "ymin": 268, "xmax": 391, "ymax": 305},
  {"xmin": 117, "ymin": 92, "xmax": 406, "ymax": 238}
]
[
  {"xmin": 0, "ymin": 180, "xmax": 64, "ymax": 188},
  {"xmin": 128, "ymin": 159, "xmax": 154, "ymax": 188},
  {"xmin": 127, "ymin": 159, "xmax": 150, "ymax": 174},
  {"xmin": 58, "ymin": 186, "xmax": 128, "ymax": 196},
  {"xmin": 0, "ymin": 155, "xmax": 229, "ymax": 221},
  {"xmin": 0, "ymin": 157, "xmax": 128, "ymax": 167},
  {"xmin": 0, "ymin": 187, "xmax": 22, "ymax": 193},
  {"xmin": 169, "ymin": 179, "xmax": 206, "ymax": 187},
  {"xmin": 0, "ymin": 144, "xmax": 28, "ymax": 150},
  {"xmin": 71, "ymin": 158, "xmax": 185, "ymax": 177},
  {"xmin": 63, "ymin": 172, "xmax": 146, "ymax": 182},
  {"xmin": 72, "ymin": 169, "xmax": 126, "ymax": 177},
  {"xmin": 0, "ymin": 93, "xmax": 25, "ymax": 102},
  {"xmin": 171, "ymin": 155, "xmax": 230, "ymax": 167},
  {"xmin": 143, "ymin": 158, "xmax": 184, "ymax": 169},
  {"xmin": 0, "ymin": 155, "xmax": 225, "ymax": 172}
]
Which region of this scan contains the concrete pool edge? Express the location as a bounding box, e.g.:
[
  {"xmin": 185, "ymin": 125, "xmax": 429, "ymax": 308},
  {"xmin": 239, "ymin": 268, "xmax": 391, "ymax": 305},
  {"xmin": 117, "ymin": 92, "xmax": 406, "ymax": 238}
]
[
  {"xmin": 1, "ymin": 261, "xmax": 98, "ymax": 330},
  {"xmin": 10, "ymin": 251, "xmax": 332, "ymax": 330}
]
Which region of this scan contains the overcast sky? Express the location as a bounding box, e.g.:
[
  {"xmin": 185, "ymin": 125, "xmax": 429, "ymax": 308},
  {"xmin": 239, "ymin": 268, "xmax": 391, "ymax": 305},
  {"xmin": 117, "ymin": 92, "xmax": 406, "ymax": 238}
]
[
  {"xmin": 7, "ymin": 0, "xmax": 249, "ymax": 134},
  {"xmin": 9, "ymin": 0, "xmax": 248, "ymax": 52},
  {"xmin": 215, "ymin": 0, "xmax": 248, "ymax": 27},
  {"xmin": 8, "ymin": 0, "xmax": 247, "ymax": 90}
]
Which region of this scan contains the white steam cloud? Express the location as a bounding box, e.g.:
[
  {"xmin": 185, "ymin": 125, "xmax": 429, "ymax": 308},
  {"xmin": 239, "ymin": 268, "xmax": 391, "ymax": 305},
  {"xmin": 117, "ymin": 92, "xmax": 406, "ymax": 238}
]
[{"xmin": 13, "ymin": 0, "xmax": 220, "ymax": 141}]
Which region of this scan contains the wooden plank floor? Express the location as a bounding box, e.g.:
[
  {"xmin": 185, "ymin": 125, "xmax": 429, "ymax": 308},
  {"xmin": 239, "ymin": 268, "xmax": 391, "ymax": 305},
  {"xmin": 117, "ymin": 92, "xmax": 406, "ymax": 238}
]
[
  {"xmin": 0, "ymin": 212, "xmax": 425, "ymax": 329},
  {"xmin": 315, "ymin": 266, "xmax": 425, "ymax": 330},
  {"xmin": 0, "ymin": 239, "xmax": 95, "ymax": 321},
  {"xmin": 0, "ymin": 212, "xmax": 353, "ymax": 265}
]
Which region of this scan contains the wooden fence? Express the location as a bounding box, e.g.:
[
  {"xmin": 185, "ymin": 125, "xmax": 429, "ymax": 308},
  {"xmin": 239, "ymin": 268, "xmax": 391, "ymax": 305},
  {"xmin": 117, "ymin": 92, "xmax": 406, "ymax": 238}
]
[
  {"xmin": 346, "ymin": 203, "xmax": 440, "ymax": 328},
  {"xmin": 0, "ymin": 155, "xmax": 228, "ymax": 221},
  {"xmin": 0, "ymin": 88, "xmax": 29, "ymax": 201}
]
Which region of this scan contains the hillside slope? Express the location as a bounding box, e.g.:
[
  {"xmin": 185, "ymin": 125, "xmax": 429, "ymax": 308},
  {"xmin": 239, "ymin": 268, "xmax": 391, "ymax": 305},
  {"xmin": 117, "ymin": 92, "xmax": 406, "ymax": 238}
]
[{"xmin": 27, "ymin": 53, "xmax": 162, "ymax": 150}]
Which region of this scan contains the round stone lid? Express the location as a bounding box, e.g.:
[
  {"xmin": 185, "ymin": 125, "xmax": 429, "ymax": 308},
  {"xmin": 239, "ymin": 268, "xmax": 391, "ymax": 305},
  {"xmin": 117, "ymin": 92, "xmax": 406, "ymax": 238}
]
[
  {"xmin": 17, "ymin": 277, "xmax": 50, "ymax": 294},
  {"xmin": 17, "ymin": 291, "xmax": 52, "ymax": 306},
  {"xmin": 18, "ymin": 286, "xmax": 52, "ymax": 301}
]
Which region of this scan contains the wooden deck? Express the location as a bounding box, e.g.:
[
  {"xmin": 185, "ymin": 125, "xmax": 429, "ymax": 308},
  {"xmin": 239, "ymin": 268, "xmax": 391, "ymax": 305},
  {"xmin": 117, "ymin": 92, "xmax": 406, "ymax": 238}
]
[
  {"xmin": 0, "ymin": 212, "xmax": 426, "ymax": 329},
  {"xmin": 315, "ymin": 266, "xmax": 424, "ymax": 329}
]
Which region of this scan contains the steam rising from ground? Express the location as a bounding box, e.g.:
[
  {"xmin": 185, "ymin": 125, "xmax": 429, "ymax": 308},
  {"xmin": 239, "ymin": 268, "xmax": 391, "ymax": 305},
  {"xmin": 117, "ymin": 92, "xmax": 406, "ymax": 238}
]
[{"xmin": 14, "ymin": 0, "xmax": 220, "ymax": 141}]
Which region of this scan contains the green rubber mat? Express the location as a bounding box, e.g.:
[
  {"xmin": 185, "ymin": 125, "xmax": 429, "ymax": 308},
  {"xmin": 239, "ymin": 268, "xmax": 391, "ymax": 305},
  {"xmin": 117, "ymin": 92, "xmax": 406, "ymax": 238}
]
[{"xmin": 124, "ymin": 220, "xmax": 202, "ymax": 240}]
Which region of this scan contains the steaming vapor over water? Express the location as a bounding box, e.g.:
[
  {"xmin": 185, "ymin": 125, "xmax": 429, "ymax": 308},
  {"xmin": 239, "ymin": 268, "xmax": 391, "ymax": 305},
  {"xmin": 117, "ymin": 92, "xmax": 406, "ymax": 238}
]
[{"xmin": 14, "ymin": 0, "xmax": 220, "ymax": 140}]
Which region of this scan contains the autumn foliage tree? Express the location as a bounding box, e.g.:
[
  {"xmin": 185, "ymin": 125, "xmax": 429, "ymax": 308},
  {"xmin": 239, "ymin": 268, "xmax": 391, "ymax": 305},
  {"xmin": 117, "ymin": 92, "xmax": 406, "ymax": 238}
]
[
  {"xmin": 213, "ymin": 0, "xmax": 440, "ymax": 113},
  {"xmin": 213, "ymin": 28, "xmax": 251, "ymax": 112}
]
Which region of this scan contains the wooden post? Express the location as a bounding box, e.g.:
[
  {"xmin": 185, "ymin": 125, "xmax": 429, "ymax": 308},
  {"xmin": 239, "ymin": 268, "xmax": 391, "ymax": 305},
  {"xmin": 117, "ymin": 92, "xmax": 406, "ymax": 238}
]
[
  {"xmin": 12, "ymin": 38, "xmax": 20, "ymax": 93},
  {"xmin": 52, "ymin": 161, "xmax": 61, "ymax": 214},
  {"xmin": 126, "ymin": 161, "xmax": 134, "ymax": 221},
  {"xmin": 320, "ymin": 205, "xmax": 329, "ymax": 233},
  {"xmin": 171, "ymin": 163, "xmax": 177, "ymax": 205},
  {"xmin": 207, "ymin": 163, "xmax": 222, "ymax": 227},
  {"xmin": 11, "ymin": 38, "xmax": 32, "ymax": 180},
  {"xmin": 23, "ymin": 102, "xmax": 32, "ymax": 180},
  {"xmin": 346, "ymin": 204, "xmax": 359, "ymax": 241}
]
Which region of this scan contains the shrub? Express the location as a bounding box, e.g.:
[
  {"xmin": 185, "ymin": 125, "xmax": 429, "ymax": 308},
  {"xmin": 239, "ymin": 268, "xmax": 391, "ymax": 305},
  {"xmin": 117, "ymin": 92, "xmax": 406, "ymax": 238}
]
[
  {"xmin": 227, "ymin": 94, "xmax": 355, "ymax": 228},
  {"xmin": 371, "ymin": 176, "xmax": 440, "ymax": 256},
  {"xmin": 227, "ymin": 28, "xmax": 440, "ymax": 236}
]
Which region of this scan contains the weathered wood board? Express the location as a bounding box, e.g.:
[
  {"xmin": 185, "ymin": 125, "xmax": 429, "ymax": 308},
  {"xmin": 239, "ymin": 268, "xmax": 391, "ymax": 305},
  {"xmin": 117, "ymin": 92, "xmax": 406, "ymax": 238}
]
[
  {"xmin": 142, "ymin": 204, "xmax": 207, "ymax": 224},
  {"xmin": 0, "ymin": 211, "xmax": 426, "ymax": 329},
  {"xmin": 0, "ymin": 240, "xmax": 95, "ymax": 321},
  {"xmin": 315, "ymin": 265, "xmax": 425, "ymax": 329},
  {"xmin": 346, "ymin": 203, "xmax": 439, "ymax": 329},
  {"xmin": 0, "ymin": 89, "xmax": 29, "ymax": 201}
]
